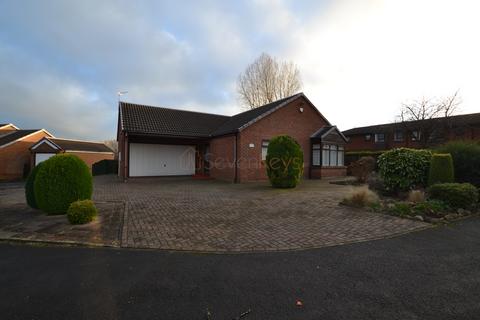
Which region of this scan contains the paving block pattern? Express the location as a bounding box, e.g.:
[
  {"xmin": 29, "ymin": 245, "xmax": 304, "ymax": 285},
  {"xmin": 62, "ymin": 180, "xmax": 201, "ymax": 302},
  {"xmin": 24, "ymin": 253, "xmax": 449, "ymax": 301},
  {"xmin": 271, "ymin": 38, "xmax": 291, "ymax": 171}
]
[{"xmin": 94, "ymin": 176, "xmax": 429, "ymax": 252}]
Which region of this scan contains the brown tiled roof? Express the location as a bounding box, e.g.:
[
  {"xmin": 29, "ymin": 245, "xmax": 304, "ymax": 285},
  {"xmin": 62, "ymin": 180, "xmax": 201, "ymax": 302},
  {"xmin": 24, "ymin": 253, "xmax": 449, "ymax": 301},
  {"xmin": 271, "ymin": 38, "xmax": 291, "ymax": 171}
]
[
  {"xmin": 343, "ymin": 112, "xmax": 480, "ymax": 136},
  {"xmin": 210, "ymin": 94, "xmax": 303, "ymax": 136},
  {"xmin": 119, "ymin": 102, "xmax": 229, "ymax": 138},
  {"xmin": 48, "ymin": 138, "xmax": 113, "ymax": 153},
  {"xmin": 0, "ymin": 129, "xmax": 40, "ymax": 147},
  {"xmin": 119, "ymin": 93, "xmax": 308, "ymax": 138}
]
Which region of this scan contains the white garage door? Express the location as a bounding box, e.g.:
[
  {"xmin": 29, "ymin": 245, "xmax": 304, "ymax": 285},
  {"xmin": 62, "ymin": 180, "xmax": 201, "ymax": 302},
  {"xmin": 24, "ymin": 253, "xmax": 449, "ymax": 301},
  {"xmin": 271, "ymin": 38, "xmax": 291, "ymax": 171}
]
[
  {"xmin": 129, "ymin": 143, "xmax": 195, "ymax": 177},
  {"xmin": 35, "ymin": 153, "xmax": 56, "ymax": 166}
]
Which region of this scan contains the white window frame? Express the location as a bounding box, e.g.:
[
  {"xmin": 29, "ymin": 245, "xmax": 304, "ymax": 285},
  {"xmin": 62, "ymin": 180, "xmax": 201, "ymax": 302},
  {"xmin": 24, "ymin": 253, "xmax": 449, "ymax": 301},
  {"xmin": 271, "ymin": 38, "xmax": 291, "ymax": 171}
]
[
  {"xmin": 412, "ymin": 130, "xmax": 421, "ymax": 141},
  {"xmin": 375, "ymin": 133, "xmax": 385, "ymax": 143},
  {"xmin": 321, "ymin": 144, "xmax": 345, "ymax": 167},
  {"xmin": 312, "ymin": 144, "xmax": 321, "ymax": 166},
  {"xmin": 261, "ymin": 140, "xmax": 269, "ymax": 160},
  {"xmin": 394, "ymin": 130, "xmax": 404, "ymax": 142}
]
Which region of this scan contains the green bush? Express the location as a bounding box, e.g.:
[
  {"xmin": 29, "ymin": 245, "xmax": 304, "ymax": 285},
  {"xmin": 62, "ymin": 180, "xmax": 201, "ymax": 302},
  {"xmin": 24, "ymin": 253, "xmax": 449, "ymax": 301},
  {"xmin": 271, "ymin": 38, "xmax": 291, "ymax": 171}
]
[
  {"xmin": 67, "ymin": 200, "xmax": 97, "ymax": 224},
  {"xmin": 265, "ymin": 135, "xmax": 304, "ymax": 188},
  {"xmin": 378, "ymin": 148, "xmax": 432, "ymax": 192},
  {"xmin": 436, "ymin": 141, "xmax": 480, "ymax": 187},
  {"xmin": 388, "ymin": 202, "xmax": 413, "ymax": 217},
  {"xmin": 413, "ymin": 200, "xmax": 449, "ymax": 217},
  {"xmin": 428, "ymin": 183, "xmax": 479, "ymax": 210},
  {"xmin": 428, "ymin": 153, "xmax": 454, "ymax": 186},
  {"xmin": 34, "ymin": 154, "xmax": 93, "ymax": 215},
  {"xmin": 25, "ymin": 163, "xmax": 44, "ymax": 209}
]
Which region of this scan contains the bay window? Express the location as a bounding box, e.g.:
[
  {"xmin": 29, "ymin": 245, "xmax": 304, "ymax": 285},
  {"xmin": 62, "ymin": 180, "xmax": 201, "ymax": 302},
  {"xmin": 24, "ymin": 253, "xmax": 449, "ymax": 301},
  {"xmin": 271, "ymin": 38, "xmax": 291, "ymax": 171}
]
[{"xmin": 316, "ymin": 144, "xmax": 344, "ymax": 167}]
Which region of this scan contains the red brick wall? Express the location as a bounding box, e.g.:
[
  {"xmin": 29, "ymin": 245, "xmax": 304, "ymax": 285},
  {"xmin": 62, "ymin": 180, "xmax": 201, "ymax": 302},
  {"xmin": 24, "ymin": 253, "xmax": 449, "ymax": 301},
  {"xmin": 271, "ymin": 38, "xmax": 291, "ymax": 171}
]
[
  {"xmin": 118, "ymin": 131, "xmax": 128, "ymax": 179},
  {"xmin": 209, "ymin": 134, "xmax": 236, "ymax": 182},
  {"xmin": 346, "ymin": 126, "xmax": 480, "ymax": 152},
  {"xmin": 66, "ymin": 151, "xmax": 114, "ymax": 171},
  {"xmin": 0, "ymin": 131, "xmax": 51, "ymax": 180},
  {"xmin": 236, "ymin": 96, "xmax": 330, "ymax": 182}
]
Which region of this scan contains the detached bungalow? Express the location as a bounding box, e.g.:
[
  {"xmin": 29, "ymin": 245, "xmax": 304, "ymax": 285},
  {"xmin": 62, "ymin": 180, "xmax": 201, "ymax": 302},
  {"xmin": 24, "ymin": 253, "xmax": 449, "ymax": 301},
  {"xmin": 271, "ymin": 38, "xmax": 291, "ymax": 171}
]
[
  {"xmin": 0, "ymin": 124, "xmax": 53, "ymax": 180},
  {"xmin": 0, "ymin": 123, "xmax": 115, "ymax": 180},
  {"xmin": 30, "ymin": 137, "xmax": 115, "ymax": 169},
  {"xmin": 117, "ymin": 93, "xmax": 347, "ymax": 182}
]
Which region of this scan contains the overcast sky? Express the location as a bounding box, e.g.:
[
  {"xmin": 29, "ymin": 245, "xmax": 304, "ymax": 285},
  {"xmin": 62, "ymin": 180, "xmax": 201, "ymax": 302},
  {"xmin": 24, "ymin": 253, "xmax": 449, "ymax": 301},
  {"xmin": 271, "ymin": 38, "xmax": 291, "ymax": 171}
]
[{"xmin": 1, "ymin": 0, "xmax": 479, "ymax": 140}]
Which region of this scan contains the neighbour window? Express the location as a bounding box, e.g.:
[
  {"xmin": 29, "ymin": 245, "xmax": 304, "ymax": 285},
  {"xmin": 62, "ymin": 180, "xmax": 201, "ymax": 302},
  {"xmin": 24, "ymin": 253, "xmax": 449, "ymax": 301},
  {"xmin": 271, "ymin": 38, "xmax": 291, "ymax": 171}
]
[
  {"xmin": 412, "ymin": 130, "xmax": 421, "ymax": 141},
  {"xmin": 321, "ymin": 144, "xmax": 344, "ymax": 167},
  {"xmin": 375, "ymin": 133, "xmax": 385, "ymax": 143},
  {"xmin": 312, "ymin": 144, "xmax": 321, "ymax": 166},
  {"xmin": 365, "ymin": 134, "xmax": 372, "ymax": 141},
  {"xmin": 394, "ymin": 130, "xmax": 404, "ymax": 142},
  {"xmin": 261, "ymin": 140, "xmax": 269, "ymax": 160}
]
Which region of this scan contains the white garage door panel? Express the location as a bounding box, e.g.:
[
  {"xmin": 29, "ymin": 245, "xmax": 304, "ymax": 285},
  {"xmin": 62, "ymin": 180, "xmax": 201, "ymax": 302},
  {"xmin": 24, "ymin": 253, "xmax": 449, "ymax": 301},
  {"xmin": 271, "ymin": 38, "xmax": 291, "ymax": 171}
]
[
  {"xmin": 129, "ymin": 143, "xmax": 195, "ymax": 177},
  {"xmin": 35, "ymin": 153, "xmax": 56, "ymax": 166}
]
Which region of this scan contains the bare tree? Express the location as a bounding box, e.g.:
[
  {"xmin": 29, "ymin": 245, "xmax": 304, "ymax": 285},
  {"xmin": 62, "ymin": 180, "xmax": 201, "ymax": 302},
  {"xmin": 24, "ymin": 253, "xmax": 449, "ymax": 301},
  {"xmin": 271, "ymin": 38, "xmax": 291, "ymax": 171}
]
[
  {"xmin": 398, "ymin": 91, "xmax": 461, "ymax": 147},
  {"xmin": 237, "ymin": 53, "xmax": 302, "ymax": 109},
  {"xmin": 104, "ymin": 139, "xmax": 118, "ymax": 158}
]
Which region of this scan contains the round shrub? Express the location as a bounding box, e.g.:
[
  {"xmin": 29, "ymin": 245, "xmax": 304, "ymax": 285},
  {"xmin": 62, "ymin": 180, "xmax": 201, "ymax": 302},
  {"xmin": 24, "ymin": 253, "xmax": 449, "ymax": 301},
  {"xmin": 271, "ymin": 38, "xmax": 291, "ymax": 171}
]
[
  {"xmin": 428, "ymin": 153, "xmax": 454, "ymax": 186},
  {"xmin": 67, "ymin": 200, "xmax": 97, "ymax": 224},
  {"xmin": 25, "ymin": 162, "xmax": 44, "ymax": 209},
  {"xmin": 265, "ymin": 135, "xmax": 304, "ymax": 188},
  {"xmin": 378, "ymin": 148, "xmax": 432, "ymax": 192},
  {"xmin": 428, "ymin": 183, "xmax": 479, "ymax": 210},
  {"xmin": 34, "ymin": 154, "xmax": 93, "ymax": 215},
  {"xmin": 436, "ymin": 141, "xmax": 480, "ymax": 187}
]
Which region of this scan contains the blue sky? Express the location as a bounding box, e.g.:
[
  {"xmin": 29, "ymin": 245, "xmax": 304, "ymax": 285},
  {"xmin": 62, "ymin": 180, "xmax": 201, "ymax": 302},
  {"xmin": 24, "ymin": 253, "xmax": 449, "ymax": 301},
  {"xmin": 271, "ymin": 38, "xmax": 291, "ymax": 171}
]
[{"xmin": 0, "ymin": 0, "xmax": 478, "ymax": 140}]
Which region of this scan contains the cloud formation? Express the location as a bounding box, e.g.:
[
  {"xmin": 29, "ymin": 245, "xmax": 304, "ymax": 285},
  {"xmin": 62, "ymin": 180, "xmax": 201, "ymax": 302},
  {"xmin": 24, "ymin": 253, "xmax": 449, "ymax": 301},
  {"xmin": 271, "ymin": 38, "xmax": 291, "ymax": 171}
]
[{"xmin": 0, "ymin": 0, "xmax": 478, "ymax": 140}]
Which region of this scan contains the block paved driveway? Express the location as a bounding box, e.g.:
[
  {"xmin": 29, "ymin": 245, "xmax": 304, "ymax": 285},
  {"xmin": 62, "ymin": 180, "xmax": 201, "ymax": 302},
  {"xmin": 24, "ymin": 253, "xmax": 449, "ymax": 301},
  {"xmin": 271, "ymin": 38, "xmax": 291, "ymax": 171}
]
[{"xmin": 94, "ymin": 176, "xmax": 428, "ymax": 252}]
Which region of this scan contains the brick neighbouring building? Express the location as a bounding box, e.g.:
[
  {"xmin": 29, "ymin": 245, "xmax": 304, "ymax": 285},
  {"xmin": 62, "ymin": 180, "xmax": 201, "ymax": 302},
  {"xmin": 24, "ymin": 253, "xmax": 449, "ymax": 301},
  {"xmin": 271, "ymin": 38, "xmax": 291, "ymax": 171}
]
[
  {"xmin": 30, "ymin": 137, "xmax": 115, "ymax": 170},
  {"xmin": 0, "ymin": 123, "xmax": 115, "ymax": 181},
  {"xmin": 0, "ymin": 124, "xmax": 53, "ymax": 180},
  {"xmin": 343, "ymin": 112, "xmax": 480, "ymax": 152},
  {"xmin": 117, "ymin": 93, "xmax": 348, "ymax": 182}
]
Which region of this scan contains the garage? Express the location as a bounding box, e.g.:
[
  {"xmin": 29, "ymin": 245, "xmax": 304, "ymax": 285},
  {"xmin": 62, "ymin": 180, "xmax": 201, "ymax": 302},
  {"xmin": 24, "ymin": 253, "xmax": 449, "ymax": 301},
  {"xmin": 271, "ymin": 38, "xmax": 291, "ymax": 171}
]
[
  {"xmin": 129, "ymin": 143, "xmax": 195, "ymax": 177},
  {"xmin": 35, "ymin": 153, "xmax": 56, "ymax": 165}
]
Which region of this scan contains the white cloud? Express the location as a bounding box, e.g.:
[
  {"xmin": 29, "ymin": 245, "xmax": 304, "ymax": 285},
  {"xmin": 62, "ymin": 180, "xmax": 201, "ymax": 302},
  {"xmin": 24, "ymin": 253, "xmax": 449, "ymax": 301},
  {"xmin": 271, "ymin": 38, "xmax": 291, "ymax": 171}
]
[{"xmin": 289, "ymin": 0, "xmax": 480, "ymax": 130}]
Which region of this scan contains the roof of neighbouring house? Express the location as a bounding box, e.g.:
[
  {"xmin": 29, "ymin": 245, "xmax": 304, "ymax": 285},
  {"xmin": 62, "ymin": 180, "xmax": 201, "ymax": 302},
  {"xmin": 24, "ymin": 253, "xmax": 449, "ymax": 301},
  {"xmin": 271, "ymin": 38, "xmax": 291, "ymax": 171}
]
[
  {"xmin": 0, "ymin": 129, "xmax": 42, "ymax": 147},
  {"xmin": 342, "ymin": 112, "xmax": 480, "ymax": 136},
  {"xmin": 119, "ymin": 93, "xmax": 317, "ymax": 138},
  {"xmin": 32, "ymin": 137, "xmax": 113, "ymax": 153}
]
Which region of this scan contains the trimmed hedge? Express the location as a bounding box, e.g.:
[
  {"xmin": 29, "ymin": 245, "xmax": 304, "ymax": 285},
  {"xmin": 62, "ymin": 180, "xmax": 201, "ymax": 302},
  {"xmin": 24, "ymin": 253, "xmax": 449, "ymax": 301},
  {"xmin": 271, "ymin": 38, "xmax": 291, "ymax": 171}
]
[
  {"xmin": 34, "ymin": 154, "xmax": 93, "ymax": 215},
  {"xmin": 436, "ymin": 141, "xmax": 480, "ymax": 187},
  {"xmin": 428, "ymin": 183, "xmax": 479, "ymax": 210},
  {"xmin": 67, "ymin": 200, "xmax": 98, "ymax": 224},
  {"xmin": 25, "ymin": 162, "xmax": 44, "ymax": 209},
  {"xmin": 265, "ymin": 135, "xmax": 304, "ymax": 188},
  {"xmin": 428, "ymin": 153, "xmax": 454, "ymax": 186},
  {"xmin": 378, "ymin": 148, "xmax": 432, "ymax": 192},
  {"xmin": 92, "ymin": 159, "xmax": 118, "ymax": 176}
]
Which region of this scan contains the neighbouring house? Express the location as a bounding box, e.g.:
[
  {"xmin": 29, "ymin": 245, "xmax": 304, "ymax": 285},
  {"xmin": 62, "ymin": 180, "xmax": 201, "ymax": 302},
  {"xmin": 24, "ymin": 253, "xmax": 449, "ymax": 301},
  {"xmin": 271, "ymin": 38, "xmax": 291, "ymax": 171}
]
[
  {"xmin": 117, "ymin": 92, "xmax": 348, "ymax": 182},
  {"xmin": 0, "ymin": 124, "xmax": 53, "ymax": 180},
  {"xmin": 30, "ymin": 137, "xmax": 115, "ymax": 170},
  {"xmin": 0, "ymin": 122, "xmax": 115, "ymax": 181},
  {"xmin": 343, "ymin": 112, "xmax": 480, "ymax": 152}
]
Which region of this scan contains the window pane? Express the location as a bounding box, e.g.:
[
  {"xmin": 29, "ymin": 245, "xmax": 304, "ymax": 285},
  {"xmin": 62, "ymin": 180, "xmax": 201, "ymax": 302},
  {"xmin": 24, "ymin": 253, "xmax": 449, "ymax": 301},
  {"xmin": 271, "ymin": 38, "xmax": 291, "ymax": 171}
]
[
  {"xmin": 312, "ymin": 149, "xmax": 320, "ymax": 166},
  {"xmin": 338, "ymin": 150, "xmax": 344, "ymax": 166},
  {"xmin": 313, "ymin": 144, "xmax": 320, "ymax": 150},
  {"xmin": 261, "ymin": 140, "xmax": 269, "ymax": 160},
  {"xmin": 330, "ymin": 148, "xmax": 337, "ymax": 166},
  {"xmin": 323, "ymin": 144, "xmax": 329, "ymax": 150},
  {"xmin": 322, "ymin": 149, "xmax": 329, "ymax": 166}
]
